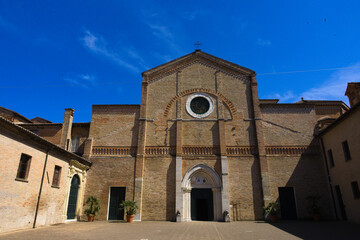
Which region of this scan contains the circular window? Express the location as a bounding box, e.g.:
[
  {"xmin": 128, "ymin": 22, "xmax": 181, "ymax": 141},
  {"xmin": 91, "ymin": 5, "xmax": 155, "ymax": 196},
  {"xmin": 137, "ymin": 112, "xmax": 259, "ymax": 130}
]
[
  {"xmin": 186, "ymin": 93, "xmax": 214, "ymax": 118},
  {"xmin": 190, "ymin": 97, "xmax": 210, "ymax": 114}
]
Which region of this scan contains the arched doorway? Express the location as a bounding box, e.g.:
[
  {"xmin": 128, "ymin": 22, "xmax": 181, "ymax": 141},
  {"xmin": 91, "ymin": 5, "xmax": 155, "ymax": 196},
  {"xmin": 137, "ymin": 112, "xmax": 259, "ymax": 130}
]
[
  {"xmin": 67, "ymin": 174, "xmax": 80, "ymax": 220},
  {"xmin": 182, "ymin": 164, "xmax": 222, "ymax": 221}
]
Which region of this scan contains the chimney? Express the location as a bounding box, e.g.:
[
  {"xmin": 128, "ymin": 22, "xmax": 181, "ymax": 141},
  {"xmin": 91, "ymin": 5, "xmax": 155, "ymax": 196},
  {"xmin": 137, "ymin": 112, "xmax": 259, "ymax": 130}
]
[
  {"xmin": 345, "ymin": 82, "xmax": 360, "ymax": 108},
  {"xmin": 60, "ymin": 108, "xmax": 74, "ymax": 150}
]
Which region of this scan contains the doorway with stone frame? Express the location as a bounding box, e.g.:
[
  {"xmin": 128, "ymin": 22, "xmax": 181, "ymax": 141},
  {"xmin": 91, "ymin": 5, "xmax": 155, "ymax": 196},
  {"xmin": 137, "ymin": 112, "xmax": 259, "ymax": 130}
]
[{"xmin": 181, "ymin": 164, "xmax": 222, "ymax": 221}]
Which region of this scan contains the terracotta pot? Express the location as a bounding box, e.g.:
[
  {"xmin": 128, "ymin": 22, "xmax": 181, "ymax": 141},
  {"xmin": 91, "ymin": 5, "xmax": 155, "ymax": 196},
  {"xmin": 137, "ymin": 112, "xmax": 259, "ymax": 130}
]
[
  {"xmin": 126, "ymin": 215, "xmax": 135, "ymax": 223},
  {"xmin": 87, "ymin": 214, "xmax": 95, "ymax": 222},
  {"xmin": 270, "ymin": 214, "xmax": 277, "ymax": 223},
  {"xmin": 313, "ymin": 214, "xmax": 320, "ymax": 221}
]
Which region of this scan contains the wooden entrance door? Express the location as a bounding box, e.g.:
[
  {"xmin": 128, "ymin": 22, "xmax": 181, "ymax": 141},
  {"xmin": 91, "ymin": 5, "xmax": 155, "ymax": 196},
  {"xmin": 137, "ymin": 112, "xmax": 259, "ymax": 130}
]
[
  {"xmin": 67, "ymin": 175, "xmax": 80, "ymax": 219},
  {"xmin": 108, "ymin": 187, "xmax": 126, "ymax": 220},
  {"xmin": 278, "ymin": 187, "xmax": 298, "ymax": 220}
]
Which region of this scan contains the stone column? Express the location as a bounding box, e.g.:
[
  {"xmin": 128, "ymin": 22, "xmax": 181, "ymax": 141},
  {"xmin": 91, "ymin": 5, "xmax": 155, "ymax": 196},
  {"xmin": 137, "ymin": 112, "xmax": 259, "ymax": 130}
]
[
  {"xmin": 183, "ymin": 188, "xmax": 191, "ymax": 221},
  {"xmin": 133, "ymin": 81, "xmax": 149, "ymax": 221},
  {"xmin": 60, "ymin": 108, "xmax": 74, "ymax": 150}
]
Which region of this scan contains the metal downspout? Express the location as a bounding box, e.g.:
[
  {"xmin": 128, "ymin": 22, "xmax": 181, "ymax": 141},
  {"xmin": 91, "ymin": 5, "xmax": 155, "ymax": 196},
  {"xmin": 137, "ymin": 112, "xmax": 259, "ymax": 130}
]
[{"xmin": 33, "ymin": 148, "xmax": 51, "ymax": 228}]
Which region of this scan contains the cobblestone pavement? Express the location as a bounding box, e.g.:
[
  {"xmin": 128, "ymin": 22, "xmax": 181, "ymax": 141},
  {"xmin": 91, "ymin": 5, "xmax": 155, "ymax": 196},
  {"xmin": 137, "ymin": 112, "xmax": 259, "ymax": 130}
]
[{"xmin": 1, "ymin": 221, "xmax": 360, "ymax": 240}]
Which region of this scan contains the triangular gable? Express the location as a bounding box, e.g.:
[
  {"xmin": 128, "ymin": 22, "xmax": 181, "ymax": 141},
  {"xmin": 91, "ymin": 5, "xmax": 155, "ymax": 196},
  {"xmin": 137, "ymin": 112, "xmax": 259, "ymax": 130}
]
[{"xmin": 142, "ymin": 50, "xmax": 255, "ymax": 83}]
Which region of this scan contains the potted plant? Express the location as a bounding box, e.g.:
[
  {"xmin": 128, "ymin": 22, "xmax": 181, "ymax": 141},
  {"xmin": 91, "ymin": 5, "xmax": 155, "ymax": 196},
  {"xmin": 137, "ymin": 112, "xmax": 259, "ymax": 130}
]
[
  {"xmin": 119, "ymin": 200, "xmax": 138, "ymax": 223},
  {"xmin": 84, "ymin": 196, "xmax": 100, "ymax": 222},
  {"xmin": 264, "ymin": 201, "xmax": 279, "ymax": 223},
  {"xmin": 306, "ymin": 196, "xmax": 321, "ymax": 221}
]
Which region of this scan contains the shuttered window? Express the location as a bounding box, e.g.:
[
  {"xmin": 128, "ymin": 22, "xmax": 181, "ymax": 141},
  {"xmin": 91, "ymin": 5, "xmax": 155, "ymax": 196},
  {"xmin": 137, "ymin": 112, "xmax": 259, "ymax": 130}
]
[{"xmin": 52, "ymin": 165, "xmax": 62, "ymax": 187}]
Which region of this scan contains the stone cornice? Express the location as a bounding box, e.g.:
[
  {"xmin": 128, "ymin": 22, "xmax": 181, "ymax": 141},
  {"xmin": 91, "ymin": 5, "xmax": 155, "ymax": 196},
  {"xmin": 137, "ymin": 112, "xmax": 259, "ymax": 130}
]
[
  {"xmin": 69, "ymin": 160, "xmax": 90, "ymax": 171},
  {"xmin": 148, "ymin": 59, "xmax": 250, "ymax": 84},
  {"xmin": 143, "ymin": 51, "xmax": 254, "ymax": 84}
]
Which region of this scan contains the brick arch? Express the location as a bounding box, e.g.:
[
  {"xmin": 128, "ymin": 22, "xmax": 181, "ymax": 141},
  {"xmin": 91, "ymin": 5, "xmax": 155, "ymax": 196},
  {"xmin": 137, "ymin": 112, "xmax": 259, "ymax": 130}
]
[{"xmin": 163, "ymin": 88, "xmax": 236, "ymax": 117}]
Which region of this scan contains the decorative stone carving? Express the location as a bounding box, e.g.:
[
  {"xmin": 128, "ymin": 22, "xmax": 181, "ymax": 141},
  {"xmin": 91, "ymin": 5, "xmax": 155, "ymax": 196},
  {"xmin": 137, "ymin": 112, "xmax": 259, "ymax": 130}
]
[{"xmin": 181, "ymin": 164, "xmax": 223, "ymax": 222}]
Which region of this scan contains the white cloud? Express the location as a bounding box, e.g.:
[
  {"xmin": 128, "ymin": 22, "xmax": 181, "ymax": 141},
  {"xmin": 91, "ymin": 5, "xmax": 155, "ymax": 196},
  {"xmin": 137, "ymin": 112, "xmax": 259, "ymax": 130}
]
[
  {"xmin": 300, "ymin": 63, "xmax": 360, "ymax": 104},
  {"xmin": 265, "ymin": 63, "xmax": 360, "ymax": 104},
  {"xmin": 271, "ymin": 91, "xmax": 296, "ymax": 102},
  {"xmin": 147, "ymin": 24, "xmax": 182, "ymax": 56},
  {"xmin": 82, "ymin": 31, "xmax": 139, "ymax": 73},
  {"xmin": 64, "ymin": 74, "xmax": 96, "ymax": 88},
  {"xmin": 148, "ymin": 24, "xmax": 174, "ymax": 40},
  {"xmin": 126, "ymin": 48, "xmax": 149, "ymax": 69},
  {"xmin": 256, "ymin": 38, "xmax": 271, "ymax": 46}
]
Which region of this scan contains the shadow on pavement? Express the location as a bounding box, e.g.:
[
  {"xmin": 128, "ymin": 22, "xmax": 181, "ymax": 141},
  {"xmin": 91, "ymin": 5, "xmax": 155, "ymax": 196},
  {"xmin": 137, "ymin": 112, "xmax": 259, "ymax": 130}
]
[{"xmin": 259, "ymin": 220, "xmax": 360, "ymax": 240}]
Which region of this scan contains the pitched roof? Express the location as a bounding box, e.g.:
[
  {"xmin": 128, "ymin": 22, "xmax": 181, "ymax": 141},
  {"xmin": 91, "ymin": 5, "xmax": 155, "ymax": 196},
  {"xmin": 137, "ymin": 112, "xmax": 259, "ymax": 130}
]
[
  {"xmin": 142, "ymin": 50, "xmax": 255, "ymax": 82},
  {"xmin": 0, "ymin": 106, "xmax": 33, "ymax": 123},
  {"xmin": 0, "ymin": 116, "xmax": 91, "ymax": 166},
  {"xmin": 31, "ymin": 117, "xmax": 52, "ymax": 123},
  {"xmin": 318, "ymin": 100, "xmax": 360, "ymax": 137}
]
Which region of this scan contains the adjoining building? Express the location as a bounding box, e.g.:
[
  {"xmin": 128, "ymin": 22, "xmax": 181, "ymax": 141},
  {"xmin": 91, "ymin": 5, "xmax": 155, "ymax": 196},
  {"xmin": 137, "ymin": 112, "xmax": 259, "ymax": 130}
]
[
  {"xmin": 0, "ymin": 116, "xmax": 91, "ymax": 233},
  {"xmin": 317, "ymin": 82, "xmax": 360, "ymax": 224},
  {"xmin": 1, "ymin": 51, "xmax": 359, "ymax": 232}
]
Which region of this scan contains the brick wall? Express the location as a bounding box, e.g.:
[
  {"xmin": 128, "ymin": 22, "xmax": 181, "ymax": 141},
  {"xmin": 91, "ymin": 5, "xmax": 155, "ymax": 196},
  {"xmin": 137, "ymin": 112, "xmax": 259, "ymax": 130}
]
[
  {"xmin": 142, "ymin": 157, "xmax": 175, "ymax": 221},
  {"xmin": 83, "ymin": 156, "xmax": 136, "ymax": 221},
  {"xmin": 0, "ymin": 131, "xmax": 69, "ymax": 233}
]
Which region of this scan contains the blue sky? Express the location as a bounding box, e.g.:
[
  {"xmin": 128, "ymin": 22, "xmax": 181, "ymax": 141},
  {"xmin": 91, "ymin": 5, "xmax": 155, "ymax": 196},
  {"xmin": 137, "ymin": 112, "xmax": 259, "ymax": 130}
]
[{"xmin": 1, "ymin": 0, "xmax": 360, "ymax": 123}]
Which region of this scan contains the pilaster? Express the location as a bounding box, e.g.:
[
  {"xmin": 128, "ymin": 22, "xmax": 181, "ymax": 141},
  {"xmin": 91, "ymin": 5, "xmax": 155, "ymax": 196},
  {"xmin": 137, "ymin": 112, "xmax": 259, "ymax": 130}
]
[
  {"xmin": 175, "ymin": 71, "xmax": 183, "ymax": 222},
  {"xmin": 133, "ymin": 80, "xmax": 149, "ymax": 221},
  {"xmin": 250, "ymin": 75, "xmax": 271, "ymax": 205}
]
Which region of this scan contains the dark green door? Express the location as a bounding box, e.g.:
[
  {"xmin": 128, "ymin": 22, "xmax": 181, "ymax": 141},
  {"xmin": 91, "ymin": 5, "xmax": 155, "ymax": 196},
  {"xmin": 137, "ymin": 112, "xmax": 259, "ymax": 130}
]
[
  {"xmin": 191, "ymin": 188, "xmax": 214, "ymax": 221},
  {"xmin": 67, "ymin": 175, "xmax": 80, "ymax": 219},
  {"xmin": 108, "ymin": 187, "xmax": 126, "ymax": 220}
]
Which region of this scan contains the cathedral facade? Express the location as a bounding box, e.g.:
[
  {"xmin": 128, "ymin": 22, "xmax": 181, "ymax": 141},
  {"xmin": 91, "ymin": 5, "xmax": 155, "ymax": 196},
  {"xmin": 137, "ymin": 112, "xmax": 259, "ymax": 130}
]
[
  {"xmin": 1, "ymin": 51, "xmax": 353, "ymax": 231},
  {"xmin": 82, "ymin": 51, "xmax": 346, "ymax": 221}
]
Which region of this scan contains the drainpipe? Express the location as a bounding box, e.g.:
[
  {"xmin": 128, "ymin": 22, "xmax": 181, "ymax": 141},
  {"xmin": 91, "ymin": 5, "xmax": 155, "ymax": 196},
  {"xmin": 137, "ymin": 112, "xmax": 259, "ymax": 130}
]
[
  {"xmin": 33, "ymin": 148, "xmax": 52, "ymax": 228},
  {"xmin": 319, "ymin": 137, "xmax": 338, "ymax": 220}
]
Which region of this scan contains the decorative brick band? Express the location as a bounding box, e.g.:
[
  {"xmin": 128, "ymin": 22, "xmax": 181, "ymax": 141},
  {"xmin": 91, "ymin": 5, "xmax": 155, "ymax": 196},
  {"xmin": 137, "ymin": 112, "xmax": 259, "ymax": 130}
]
[
  {"xmin": 92, "ymin": 146, "xmax": 137, "ymax": 156},
  {"xmin": 164, "ymin": 88, "xmax": 236, "ymax": 117},
  {"xmin": 226, "ymin": 146, "xmax": 257, "ymax": 155},
  {"xmin": 265, "ymin": 146, "xmax": 320, "ymax": 155},
  {"xmin": 91, "ymin": 145, "xmax": 319, "ymax": 156},
  {"xmin": 182, "ymin": 146, "xmax": 220, "ymax": 155},
  {"xmin": 145, "ymin": 146, "xmax": 176, "ymax": 155}
]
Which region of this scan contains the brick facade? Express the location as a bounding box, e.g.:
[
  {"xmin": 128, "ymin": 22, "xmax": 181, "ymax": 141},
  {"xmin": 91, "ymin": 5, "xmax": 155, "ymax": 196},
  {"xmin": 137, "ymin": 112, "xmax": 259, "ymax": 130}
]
[{"xmin": 1, "ymin": 51, "xmax": 352, "ymax": 228}]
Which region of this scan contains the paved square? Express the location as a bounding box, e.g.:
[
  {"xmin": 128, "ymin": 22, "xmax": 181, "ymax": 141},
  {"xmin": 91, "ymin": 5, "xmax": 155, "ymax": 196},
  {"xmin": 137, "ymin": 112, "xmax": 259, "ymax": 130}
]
[{"xmin": 1, "ymin": 221, "xmax": 359, "ymax": 240}]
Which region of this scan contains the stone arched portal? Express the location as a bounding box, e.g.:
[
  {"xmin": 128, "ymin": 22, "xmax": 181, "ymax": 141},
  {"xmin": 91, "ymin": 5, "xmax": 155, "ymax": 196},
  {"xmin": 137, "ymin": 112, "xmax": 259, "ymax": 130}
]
[{"xmin": 181, "ymin": 164, "xmax": 222, "ymax": 221}]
